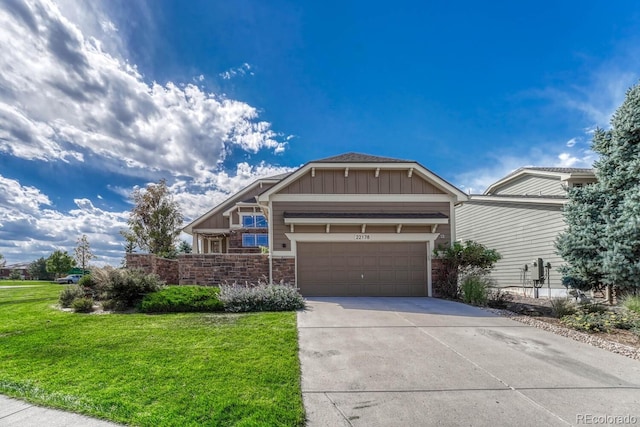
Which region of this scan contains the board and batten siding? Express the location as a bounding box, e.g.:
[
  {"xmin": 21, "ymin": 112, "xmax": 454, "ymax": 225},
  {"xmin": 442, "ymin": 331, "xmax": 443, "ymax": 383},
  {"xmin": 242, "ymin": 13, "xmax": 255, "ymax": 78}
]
[
  {"xmin": 279, "ymin": 169, "xmax": 446, "ymax": 195},
  {"xmin": 456, "ymin": 201, "xmax": 566, "ymax": 291},
  {"xmin": 493, "ymin": 176, "xmax": 566, "ymax": 196}
]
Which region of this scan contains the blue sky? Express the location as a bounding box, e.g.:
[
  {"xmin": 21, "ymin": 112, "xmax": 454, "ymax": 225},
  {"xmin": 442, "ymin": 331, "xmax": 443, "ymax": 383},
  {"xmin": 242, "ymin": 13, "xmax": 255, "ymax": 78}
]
[{"xmin": 1, "ymin": 0, "xmax": 639, "ymax": 266}]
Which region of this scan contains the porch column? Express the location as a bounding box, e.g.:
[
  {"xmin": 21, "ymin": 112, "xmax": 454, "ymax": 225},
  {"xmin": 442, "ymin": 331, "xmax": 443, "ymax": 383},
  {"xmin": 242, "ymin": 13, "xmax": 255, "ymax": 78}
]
[{"xmin": 193, "ymin": 233, "xmax": 200, "ymax": 254}]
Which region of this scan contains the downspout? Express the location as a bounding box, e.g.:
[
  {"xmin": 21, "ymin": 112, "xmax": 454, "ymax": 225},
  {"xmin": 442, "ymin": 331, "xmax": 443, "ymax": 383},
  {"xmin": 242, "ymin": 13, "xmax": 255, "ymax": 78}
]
[{"xmin": 268, "ymin": 199, "xmax": 273, "ymax": 284}]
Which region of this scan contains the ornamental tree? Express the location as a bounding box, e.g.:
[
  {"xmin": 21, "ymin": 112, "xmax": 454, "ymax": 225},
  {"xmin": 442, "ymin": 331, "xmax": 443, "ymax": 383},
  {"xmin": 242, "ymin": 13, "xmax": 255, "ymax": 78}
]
[
  {"xmin": 122, "ymin": 179, "xmax": 184, "ymax": 258},
  {"xmin": 74, "ymin": 234, "xmax": 96, "ymax": 274}
]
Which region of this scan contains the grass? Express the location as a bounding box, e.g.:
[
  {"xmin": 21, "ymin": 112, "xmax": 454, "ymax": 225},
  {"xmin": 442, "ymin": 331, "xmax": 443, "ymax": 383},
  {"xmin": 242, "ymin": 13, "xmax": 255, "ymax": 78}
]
[
  {"xmin": 623, "ymin": 294, "xmax": 640, "ymax": 314},
  {"xmin": 0, "ymin": 281, "xmax": 305, "ymax": 426}
]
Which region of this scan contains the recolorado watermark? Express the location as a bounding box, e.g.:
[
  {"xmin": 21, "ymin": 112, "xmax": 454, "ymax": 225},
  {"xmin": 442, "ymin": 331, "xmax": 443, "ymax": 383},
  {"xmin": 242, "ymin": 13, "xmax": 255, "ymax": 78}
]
[{"xmin": 577, "ymin": 414, "xmax": 638, "ymax": 425}]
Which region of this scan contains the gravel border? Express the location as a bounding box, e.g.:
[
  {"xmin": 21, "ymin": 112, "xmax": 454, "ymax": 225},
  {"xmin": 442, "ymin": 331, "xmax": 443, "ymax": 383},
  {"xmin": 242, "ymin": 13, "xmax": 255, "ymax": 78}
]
[{"xmin": 484, "ymin": 307, "xmax": 640, "ymax": 361}]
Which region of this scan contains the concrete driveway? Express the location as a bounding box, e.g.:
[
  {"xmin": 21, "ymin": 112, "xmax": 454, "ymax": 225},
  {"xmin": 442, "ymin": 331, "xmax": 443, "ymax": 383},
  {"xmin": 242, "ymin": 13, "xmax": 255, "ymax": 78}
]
[{"xmin": 298, "ymin": 297, "xmax": 640, "ymax": 426}]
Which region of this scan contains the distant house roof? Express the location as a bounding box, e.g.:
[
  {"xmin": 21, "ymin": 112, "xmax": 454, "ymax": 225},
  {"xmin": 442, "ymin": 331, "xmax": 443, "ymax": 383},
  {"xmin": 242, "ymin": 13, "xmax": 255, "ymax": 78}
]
[
  {"xmin": 484, "ymin": 166, "xmax": 596, "ymax": 196},
  {"xmin": 313, "ymin": 152, "xmax": 412, "ymax": 163},
  {"xmin": 501, "ymin": 167, "xmax": 595, "ymax": 181}
]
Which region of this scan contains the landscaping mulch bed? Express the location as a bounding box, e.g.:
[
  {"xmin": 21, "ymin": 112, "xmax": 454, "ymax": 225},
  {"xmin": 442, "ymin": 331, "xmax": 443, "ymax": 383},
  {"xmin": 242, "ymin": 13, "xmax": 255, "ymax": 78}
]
[{"xmin": 486, "ymin": 295, "xmax": 640, "ymax": 360}]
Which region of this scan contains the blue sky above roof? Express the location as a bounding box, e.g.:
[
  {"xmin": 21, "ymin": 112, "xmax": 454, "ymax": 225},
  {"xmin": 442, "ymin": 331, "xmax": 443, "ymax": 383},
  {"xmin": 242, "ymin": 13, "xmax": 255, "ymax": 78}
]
[{"xmin": 0, "ymin": 0, "xmax": 639, "ymax": 264}]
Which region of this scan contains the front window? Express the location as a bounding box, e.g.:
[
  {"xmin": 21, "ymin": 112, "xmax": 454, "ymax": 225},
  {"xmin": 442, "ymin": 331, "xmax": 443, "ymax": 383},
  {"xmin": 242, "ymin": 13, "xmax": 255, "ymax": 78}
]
[
  {"xmin": 242, "ymin": 214, "xmax": 267, "ymax": 228},
  {"xmin": 242, "ymin": 233, "xmax": 269, "ymax": 247}
]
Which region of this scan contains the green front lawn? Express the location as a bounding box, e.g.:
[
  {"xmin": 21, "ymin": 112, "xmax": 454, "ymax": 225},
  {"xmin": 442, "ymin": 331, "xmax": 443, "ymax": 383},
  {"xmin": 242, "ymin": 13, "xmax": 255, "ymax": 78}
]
[{"xmin": 0, "ymin": 281, "xmax": 304, "ymax": 426}]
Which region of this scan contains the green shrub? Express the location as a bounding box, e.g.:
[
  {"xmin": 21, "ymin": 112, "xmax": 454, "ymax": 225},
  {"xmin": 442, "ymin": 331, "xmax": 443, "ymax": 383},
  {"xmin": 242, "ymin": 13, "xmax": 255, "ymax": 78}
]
[
  {"xmin": 78, "ymin": 274, "xmax": 94, "ymax": 288},
  {"xmin": 550, "ymin": 298, "xmax": 577, "ymax": 318},
  {"xmin": 460, "ymin": 275, "xmax": 489, "ymax": 306},
  {"xmin": 140, "ymin": 286, "xmax": 223, "ymax": 313},
  {"xmin": 219, "ymin": 282, "xmax": 305, "ymax": 312},
  {"xmin": 578, "ymin": 301, "xmax": 607, "ymax": 314},
  {"xmin": 59, "ymin": 285, "xmax": 85, "ymax": 308},
  {"xmin": 561, "ymin": 311, "xmax": 640, "ymax": 333},
  {"xmin": 72, "ymin": 297, "xmax": 94, "ymax": 313},
  {"xmin": 106, "ymin": 269, "xmax": 164, "ymax": 308},
  {"xmin": 622, "ymin": 295, "xmax": 640, "ymax": 314}
]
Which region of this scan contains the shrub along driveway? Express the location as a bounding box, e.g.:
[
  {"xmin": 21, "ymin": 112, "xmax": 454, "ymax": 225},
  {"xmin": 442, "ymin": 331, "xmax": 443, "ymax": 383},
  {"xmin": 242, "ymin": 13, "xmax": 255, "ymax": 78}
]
[{"xmin": 298, "ymin": 297, "xmax": 640, "ymax": 426}]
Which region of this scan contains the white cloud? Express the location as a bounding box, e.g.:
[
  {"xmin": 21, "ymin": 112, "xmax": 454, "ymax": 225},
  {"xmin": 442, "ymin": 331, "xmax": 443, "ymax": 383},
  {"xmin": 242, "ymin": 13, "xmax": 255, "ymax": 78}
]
[
  {"xmin": 220, "ymin": 63, "xmax": 254, "ymax": 80},
  {"xmin": 566, "ymin": 138, "xmax": 577, "ymax": 147},
  {"xmin": 0, "ymin": 176, "xmax": 128, "ymax": 265},
  {"xmin": 0, "ymin": 175, "xmax": 51, "ymax": 213},
  {"xmin": 0, "ymin": 1, "xmax": 286, "ymax": 183},
  {"xmin": 171, "ymin": 162, "xmax": 295, "ymax": 222}
]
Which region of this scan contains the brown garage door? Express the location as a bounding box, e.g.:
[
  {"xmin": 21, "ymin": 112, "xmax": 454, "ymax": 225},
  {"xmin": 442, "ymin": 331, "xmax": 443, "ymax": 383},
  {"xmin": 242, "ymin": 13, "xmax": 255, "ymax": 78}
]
[{"xmin": 297, "ymin": 242, "xmax": 427, "ymax": 296}]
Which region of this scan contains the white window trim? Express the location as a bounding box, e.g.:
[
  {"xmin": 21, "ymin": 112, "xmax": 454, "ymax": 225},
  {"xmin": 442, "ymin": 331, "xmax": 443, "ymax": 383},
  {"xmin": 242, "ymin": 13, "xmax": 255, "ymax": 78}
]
[
  {"xmin": 242, "ymin": 233, "xmax": 269, "ymax": 247},
  {"xmin": 235, "ymin": 213, "xmax": 268, "ymax": 229}
]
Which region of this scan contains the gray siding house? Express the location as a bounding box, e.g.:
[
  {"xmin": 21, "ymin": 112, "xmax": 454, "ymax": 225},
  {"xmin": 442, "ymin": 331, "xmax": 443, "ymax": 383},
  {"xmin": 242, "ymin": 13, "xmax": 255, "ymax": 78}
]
[{"xmin": 456, "ymin": 167, "xmax": 596, "ymax": 297}]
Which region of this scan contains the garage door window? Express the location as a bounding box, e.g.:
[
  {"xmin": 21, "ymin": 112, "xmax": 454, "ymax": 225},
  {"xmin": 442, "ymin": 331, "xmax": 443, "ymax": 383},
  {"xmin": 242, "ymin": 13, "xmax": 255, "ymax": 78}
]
[{"xmin": 242, "ymin": 233, "xmax": 268, "ymax": 247}]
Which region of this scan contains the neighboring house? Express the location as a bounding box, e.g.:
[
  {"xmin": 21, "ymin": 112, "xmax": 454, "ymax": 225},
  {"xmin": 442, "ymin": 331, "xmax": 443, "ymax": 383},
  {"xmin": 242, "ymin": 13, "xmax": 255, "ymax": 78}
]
[
  {"xmin": 456, "ymin": 167, "xmax": 596, "ymax": 297},
  {"xmin": 184, "ymin": 153, "xmax": 467, "ymax": 296},
  {"xmin": 0, "ymin": 262, "xmax": 32, "ymax": 280}
]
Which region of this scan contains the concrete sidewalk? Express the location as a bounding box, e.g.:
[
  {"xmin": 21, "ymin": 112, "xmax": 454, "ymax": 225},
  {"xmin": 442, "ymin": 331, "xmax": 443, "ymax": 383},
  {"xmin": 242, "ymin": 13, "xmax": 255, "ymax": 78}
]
[
  {"xmin": 298, "ymin": 297, "xmax": 640, "ymax": 426},
  {"xmin": 0, "ymin": 395, "xmax": 122, "ymax": 426}
]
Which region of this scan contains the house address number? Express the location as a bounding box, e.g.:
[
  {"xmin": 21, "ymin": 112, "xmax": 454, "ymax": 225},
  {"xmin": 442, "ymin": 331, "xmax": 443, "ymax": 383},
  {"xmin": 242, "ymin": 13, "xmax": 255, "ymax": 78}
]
[{"xmin": 354, "ymin": 234, "xmax": 371, "ymax": 240}]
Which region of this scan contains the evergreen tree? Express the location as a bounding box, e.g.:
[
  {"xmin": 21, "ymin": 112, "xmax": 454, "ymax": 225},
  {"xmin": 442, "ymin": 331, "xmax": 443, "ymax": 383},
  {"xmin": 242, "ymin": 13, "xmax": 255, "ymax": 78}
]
[
  {"xmin": 557, "ymin": 82, "xmax": 640, "ymax": 291},
  {"xmin": 596, "ymin": 85, "xmax": 640, "ymax": 289},
  {"xmin": 28, "ymin": 257, "xmax": 54, "ymax": 280},
  {"xmin": 556, "ymin": 183, "xmax": 607, "ymax": 290},
  {"xmin": 177, "ymin": 240, "xmax": 192, "ymax": 254}
]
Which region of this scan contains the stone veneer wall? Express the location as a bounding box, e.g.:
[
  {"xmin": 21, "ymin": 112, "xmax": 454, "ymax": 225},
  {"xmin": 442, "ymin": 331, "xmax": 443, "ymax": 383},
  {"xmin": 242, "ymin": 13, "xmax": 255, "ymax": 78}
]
[
  {"xmin": 430, "ymin": 258, "xmax": 444, "ymax": 297},
  {"xmin": 125, "ymin": 253, "xmax": 295, "ymax": 287},
  {"xmin": 126, "ymin": 254, "xmax": 179, "ymax": 284}
]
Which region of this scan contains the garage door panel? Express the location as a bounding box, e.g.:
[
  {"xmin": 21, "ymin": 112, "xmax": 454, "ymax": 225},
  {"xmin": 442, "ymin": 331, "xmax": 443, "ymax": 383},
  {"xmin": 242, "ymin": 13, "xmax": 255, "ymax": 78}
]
[{"xmin": 297, "ymin": 242, "xmax": 427, "ymax": 296}]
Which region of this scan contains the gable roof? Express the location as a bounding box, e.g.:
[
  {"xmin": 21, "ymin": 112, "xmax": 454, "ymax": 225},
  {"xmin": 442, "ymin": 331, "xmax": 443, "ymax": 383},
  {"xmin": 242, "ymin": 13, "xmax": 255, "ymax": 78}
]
[
  {"xmin": 183, "ymin": 174, "xmax": 285, "ymax": 234},
  {"xmin": 314, "ymin": 152, "xmax": 411, "ymax": 163},
  {"xmin": 484, "ymin": 166, "xmax": 596, "ymax": 195}
]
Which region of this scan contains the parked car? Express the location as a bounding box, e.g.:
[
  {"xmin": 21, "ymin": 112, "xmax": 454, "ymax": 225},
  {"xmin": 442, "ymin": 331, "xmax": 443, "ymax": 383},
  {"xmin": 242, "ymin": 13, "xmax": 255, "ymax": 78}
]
[{"xmin": 56, "ymin": 274, "xmax": 82, "ymax": 284}]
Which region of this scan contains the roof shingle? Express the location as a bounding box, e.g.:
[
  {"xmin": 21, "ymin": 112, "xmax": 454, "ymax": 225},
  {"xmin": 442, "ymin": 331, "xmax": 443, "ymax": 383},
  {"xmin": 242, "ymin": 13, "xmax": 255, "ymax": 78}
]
[{"xmin": 313, "ymin": 152, "xmax": 412, "ymax": 163}]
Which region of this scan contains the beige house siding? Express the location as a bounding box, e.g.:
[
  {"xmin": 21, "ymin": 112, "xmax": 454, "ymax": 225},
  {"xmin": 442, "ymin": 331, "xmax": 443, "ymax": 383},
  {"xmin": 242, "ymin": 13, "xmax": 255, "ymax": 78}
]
[
  {"xmin": 272, "ymin": 201, "xmax": 451, "ymax": 251},
  {"xmin": 456, "ymin": 201, "xmax": 566, "ymax": 291},
  {"xmin": 279, "ymin": 169, "xmax": 446, "ymax": 195},
  {"xmin": 493, "ymin": 176, "xmax": 566, "ymax": 196}
]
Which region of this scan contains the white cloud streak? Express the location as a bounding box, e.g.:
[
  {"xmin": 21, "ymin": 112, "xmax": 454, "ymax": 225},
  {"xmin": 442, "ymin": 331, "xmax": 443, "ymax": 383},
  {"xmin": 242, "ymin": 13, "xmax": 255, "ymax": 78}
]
[{"xmin": 219, "ymin": 63, "xmax": 254, "ymax": 80}]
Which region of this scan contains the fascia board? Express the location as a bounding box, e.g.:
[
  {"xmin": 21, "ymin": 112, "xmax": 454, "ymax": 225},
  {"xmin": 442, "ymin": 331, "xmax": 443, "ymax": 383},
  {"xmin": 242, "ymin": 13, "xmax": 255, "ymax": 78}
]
[
  {"xmin": 283, "ymin": 217, "xmax": 450, "ymax": 225},
  {"xmin": 465, "ymin": 195, "xmax": 567, "ymax": 205}
]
